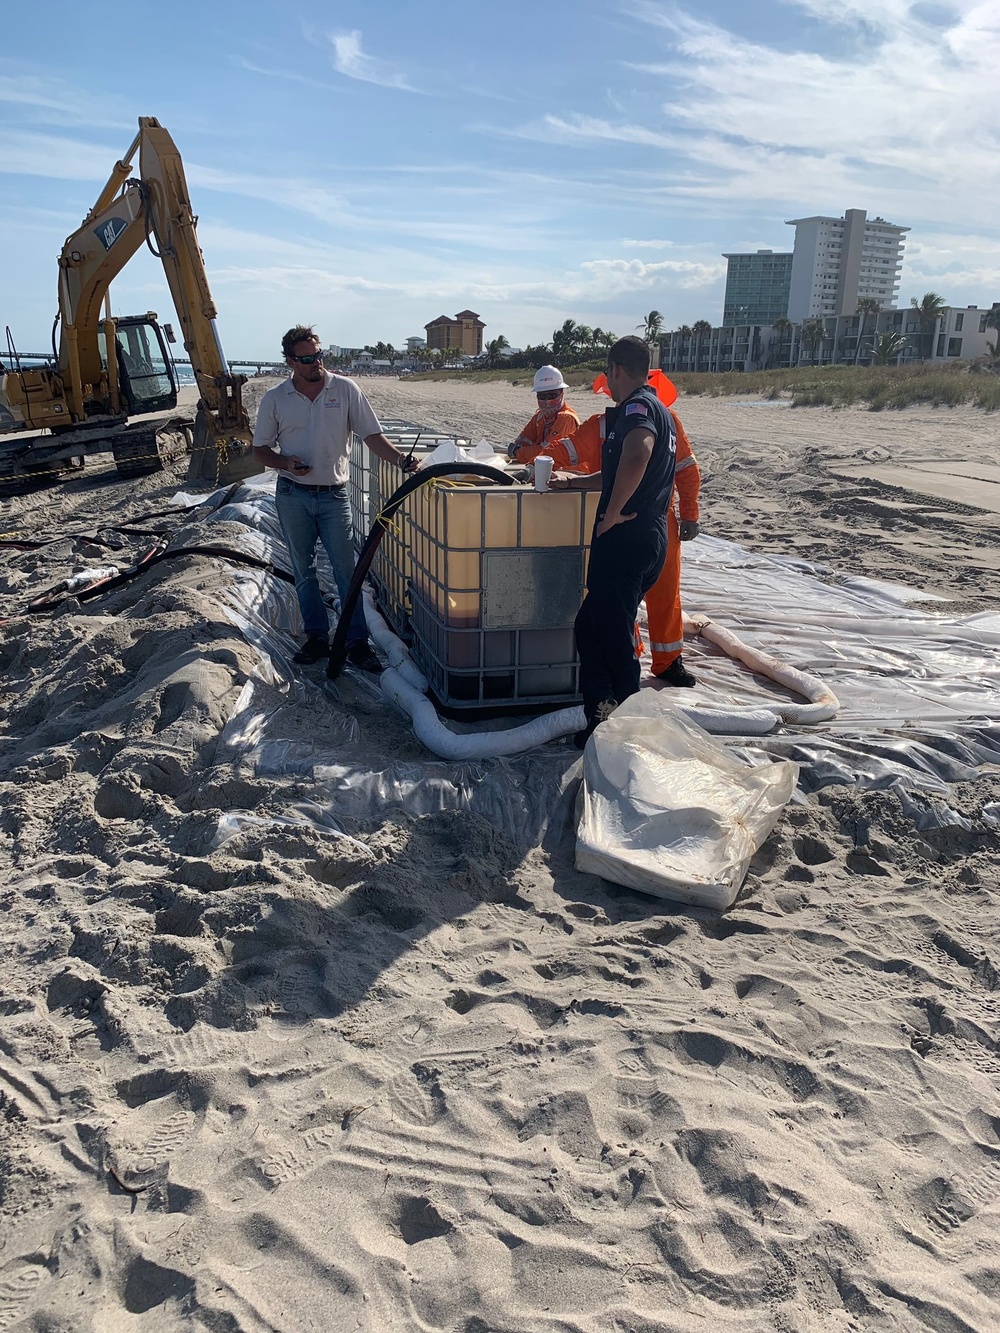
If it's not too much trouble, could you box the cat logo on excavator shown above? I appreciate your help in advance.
[95,216,129,251]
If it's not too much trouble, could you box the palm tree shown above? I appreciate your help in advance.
[801,318,826,365]
[636,310,664,343]
[983,306,1000,357]
[767,317,793,369]
[551,319,579,361]
[871,331,907,365]
[691,319,712,369]
[854,298,881,365]
[910,292,947,361]
[485,335,510,368]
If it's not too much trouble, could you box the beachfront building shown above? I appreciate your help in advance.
[879,304,999,362]
[722,250,793,325]
[786,209,908,322]
[660,324,797,374]
[424,310,485,356]
[796,303,1000,366]
[659,303,999,373]
[405,336,426,352]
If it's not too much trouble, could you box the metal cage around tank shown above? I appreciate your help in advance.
[348,429,599,715]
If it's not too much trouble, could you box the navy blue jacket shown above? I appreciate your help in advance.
[598,385,676,523]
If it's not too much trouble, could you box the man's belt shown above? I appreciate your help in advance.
[284,479,346,492]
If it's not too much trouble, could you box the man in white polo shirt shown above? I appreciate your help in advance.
[253,325,416,667]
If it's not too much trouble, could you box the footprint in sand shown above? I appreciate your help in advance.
[0,1266,43,1332]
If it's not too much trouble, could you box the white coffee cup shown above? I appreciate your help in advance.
[533,455,554,492]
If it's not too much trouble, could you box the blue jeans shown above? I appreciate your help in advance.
[275,475,367,645]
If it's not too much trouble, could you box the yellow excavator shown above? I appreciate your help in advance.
[0,116,259,486]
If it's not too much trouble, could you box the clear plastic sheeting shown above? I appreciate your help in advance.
[308,752,581,844]
[678,537,1000,732]
[169,479,1000,848]
[211,810,373,861]
[576,692,798,910]
[216,678,360,774]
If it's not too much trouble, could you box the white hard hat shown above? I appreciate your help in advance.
[532,365,568,394]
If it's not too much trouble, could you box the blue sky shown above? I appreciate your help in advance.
[2,0,998,358]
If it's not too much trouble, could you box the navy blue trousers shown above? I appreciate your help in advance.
[575,518,666,722]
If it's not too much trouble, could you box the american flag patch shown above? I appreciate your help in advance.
[625,402,649,416]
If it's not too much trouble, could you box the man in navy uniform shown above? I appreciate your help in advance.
[570,335,676,747]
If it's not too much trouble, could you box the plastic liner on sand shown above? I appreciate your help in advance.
[185,476,1000,850]
[576,691,798,910]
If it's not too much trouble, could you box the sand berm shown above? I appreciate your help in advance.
[0,377,997,1331]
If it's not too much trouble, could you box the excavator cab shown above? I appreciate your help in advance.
[112,315,178,415]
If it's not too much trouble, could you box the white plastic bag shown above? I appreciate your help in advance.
[417,439,510,472]
[575,692,798,910]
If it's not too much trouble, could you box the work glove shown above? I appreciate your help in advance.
[679,520,700,541]
[507,441,525,462]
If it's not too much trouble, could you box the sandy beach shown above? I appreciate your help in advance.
[1,377,998,1332]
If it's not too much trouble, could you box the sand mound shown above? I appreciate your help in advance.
[0,383,998,1330]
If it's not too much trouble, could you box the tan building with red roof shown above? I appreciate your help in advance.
[424,310,485,356]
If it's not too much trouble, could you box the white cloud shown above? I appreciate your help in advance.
[629,1,999,222]
[328,30,416,91]
[581,257,725,292]
[230,56,344,92]
[0,130,120,180]
[902,231,1000,295]
[510,114,679,151]
[0,73,132,130]
[496,3,1000,233]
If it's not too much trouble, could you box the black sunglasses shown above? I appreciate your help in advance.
[536,389,562,400]
[289,352,323,365]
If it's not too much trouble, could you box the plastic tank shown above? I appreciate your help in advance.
[349,432,600,713]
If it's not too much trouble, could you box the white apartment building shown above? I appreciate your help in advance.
[786,209,908,322]
[658,303,999,373]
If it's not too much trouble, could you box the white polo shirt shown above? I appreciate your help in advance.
[253,371,382,487]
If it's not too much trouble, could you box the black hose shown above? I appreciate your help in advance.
[24,541,294,613]
[327,461,514,681]
[2,483,241,551]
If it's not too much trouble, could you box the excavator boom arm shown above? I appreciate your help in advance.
[56,117,248,440]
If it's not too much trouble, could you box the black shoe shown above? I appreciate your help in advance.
[574,699,617,749]
[346,640,383,675]
[293,635,330,665]
[655,655,696,687]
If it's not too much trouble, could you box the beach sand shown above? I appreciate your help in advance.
[0,378,998,1331]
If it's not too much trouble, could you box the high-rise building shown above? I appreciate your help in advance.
[786,209,907,322]
[722,249,793,325]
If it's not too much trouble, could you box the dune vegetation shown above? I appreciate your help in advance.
[411,360,1000,410]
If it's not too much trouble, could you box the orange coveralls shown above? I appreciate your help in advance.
[510,404,581,462]
[542,410,701,674]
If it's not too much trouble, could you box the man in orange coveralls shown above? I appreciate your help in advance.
[528,370,702,687]
[507,365,580,463]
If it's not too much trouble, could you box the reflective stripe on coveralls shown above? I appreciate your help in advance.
[648,424,700,672]
[511,405,580,463]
